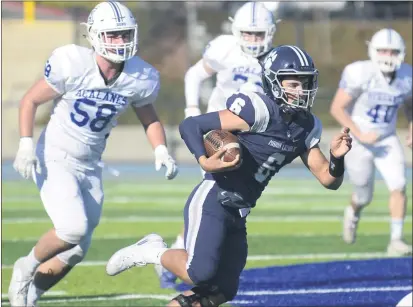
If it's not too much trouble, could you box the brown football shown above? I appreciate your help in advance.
[204,130,242,162]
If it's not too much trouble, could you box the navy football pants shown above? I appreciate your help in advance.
[183,180,248,300]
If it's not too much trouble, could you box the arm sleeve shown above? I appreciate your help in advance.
[226,91,270,133]
[43,48,67,94]
[179,112,222,161]
[305,114,323,149]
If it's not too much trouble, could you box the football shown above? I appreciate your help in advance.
[204,130,242,162]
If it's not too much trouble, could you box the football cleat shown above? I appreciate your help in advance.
[106,233,166,276]
[387,240,413,257]
[8,257,34,307]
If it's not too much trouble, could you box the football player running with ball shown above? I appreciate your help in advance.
[106,45,353,307]
[9,2,177,306]
[330,28,412,256]
[158,1,277,289]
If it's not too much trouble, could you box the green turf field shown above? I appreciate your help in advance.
[2,178,412,306]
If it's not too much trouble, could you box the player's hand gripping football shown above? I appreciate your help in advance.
[330,127,353,159]
[13,137,40,180]
[198,148,241,173]
[154,145,178,180]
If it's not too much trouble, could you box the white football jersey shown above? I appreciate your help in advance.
[339,60,412,138]
[203,35,263,112]
[41,44,159,161]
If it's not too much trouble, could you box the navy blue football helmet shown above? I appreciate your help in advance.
[259,45,319,109]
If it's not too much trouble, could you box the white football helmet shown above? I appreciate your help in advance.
[231,2,276,58]
[368,28,405,73]
[82,1,138,63]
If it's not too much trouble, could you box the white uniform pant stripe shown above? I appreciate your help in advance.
[185,180,215,269]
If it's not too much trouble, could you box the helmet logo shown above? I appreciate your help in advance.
[88,7,97,25]
[264,50,277,70]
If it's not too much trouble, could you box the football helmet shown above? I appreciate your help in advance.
[260,45,318,109]
[231,2,276,58]
[368,28,405,73]
[82,1,138,63]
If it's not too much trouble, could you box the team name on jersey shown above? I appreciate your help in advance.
[368,92,404,104]
[75,89,128,105]
[232,66,261,76]
[268,139,298,152]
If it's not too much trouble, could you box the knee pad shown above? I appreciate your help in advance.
[55,219,89,245]
[352,184,374,207]
[57,233,92,266]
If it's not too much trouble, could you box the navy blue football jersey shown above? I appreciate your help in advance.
[205,90,322,206]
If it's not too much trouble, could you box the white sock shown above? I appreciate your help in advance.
[26,281,45,306]
[25,248,41,274]
[144,247,168,265]
[171,235,185,250]
[391,218,404,241]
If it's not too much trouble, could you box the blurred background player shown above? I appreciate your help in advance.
[9,2,178,306]
[330,28,412,256]
[156,1,277,288]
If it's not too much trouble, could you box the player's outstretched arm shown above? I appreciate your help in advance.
[184,59,215,118]
[133,104,178,180]
[300,128,352,190]
[13,78,60,179]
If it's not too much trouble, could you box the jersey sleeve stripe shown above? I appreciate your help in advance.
[44,75,64,95]
[250,93,270,133]
[305,114,322,149]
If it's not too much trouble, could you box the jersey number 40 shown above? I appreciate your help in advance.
[70,98,117,132]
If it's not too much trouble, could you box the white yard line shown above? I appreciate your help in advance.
[1,232,393,243]
[1,252,391,269]
[0,293,176,305]
[1,291,66,299]
[237,285,413,296]
[3,215,411,224]
[1,204,393,213]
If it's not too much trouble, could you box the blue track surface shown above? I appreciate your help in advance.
[177,258,412,307]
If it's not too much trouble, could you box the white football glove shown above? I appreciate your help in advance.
[184,106,201,118]
[154,145,178,180]
[13,137,40,180]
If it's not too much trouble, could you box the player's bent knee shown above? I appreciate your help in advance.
[55,219,89,245]
[187,265,217,285]
[57,234,92,266]
[352,189,373,207]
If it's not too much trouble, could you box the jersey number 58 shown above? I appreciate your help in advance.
[70,98,117,132]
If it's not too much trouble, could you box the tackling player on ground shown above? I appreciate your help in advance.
[330,28,412,256]
[9,2,178,306]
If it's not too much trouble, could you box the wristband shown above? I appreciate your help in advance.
[329,151,344,178]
